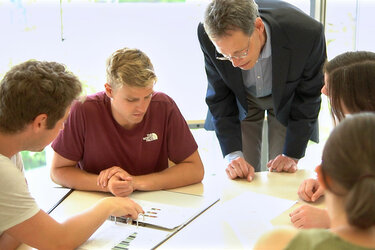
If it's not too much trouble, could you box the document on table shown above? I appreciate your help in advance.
[125,199,198,230]
[78,190,219,249]
[77,220,170,250]
[219,191,296,249]
[128,190,220,230]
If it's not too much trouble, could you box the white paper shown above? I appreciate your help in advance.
[221,191,296,221]
[77,220,170,250]
[219,191,296,248]
[122,199,197,230]
[77,190,220,249]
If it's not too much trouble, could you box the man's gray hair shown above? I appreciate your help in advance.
[204,0,259,39]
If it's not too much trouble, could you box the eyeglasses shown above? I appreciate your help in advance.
[215,36,251,61]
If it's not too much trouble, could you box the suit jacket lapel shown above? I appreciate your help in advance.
[267,19,291,113]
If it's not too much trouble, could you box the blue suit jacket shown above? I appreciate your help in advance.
[198,0,326,159]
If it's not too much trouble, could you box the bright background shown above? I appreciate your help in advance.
[0,0,374,183]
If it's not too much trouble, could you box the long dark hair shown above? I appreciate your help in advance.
[323,51,375,124]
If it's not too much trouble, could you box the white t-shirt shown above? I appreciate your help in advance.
[0,153,40,234]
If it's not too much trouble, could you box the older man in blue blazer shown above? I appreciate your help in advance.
[198,0,326,180]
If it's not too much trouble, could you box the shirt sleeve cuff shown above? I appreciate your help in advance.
[282,154,300,162]
[224,151,244,164]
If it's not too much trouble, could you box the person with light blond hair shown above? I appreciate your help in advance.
[50,47,204,197]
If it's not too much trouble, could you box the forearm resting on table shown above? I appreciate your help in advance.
[133,152,204,191]
[51,166,107,192]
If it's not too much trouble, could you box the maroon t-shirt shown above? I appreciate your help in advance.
[52,91,197,175]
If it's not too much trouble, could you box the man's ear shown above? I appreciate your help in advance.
[31,114,48,132]
[254,17,264,33]
[104,83,113,98]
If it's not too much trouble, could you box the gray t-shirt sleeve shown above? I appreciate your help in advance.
[0,154,40,234]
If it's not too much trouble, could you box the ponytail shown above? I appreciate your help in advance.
[322,113,375,229]
[345,175,375,229]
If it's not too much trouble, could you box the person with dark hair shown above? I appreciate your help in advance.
[0,60,143,249]
[50,47,204,197]
[198,0,326,180]
[255,113,375,249]
[291,51,375,229]
[322,51,375,123]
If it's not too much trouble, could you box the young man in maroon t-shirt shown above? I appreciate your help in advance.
[51,48,204,197]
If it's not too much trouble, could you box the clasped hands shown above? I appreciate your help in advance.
[226,154,298,181]
[97,166,134,197]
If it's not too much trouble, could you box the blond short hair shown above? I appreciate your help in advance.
[106,48,157,89]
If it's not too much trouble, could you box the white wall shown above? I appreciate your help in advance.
[62,2,211,121]
[0,2,210,121]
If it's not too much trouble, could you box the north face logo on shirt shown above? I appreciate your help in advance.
[143,133,158,142]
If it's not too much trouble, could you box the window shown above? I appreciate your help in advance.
[1,0,209,172]
[326,0,374,59]
[1,0,373,173]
